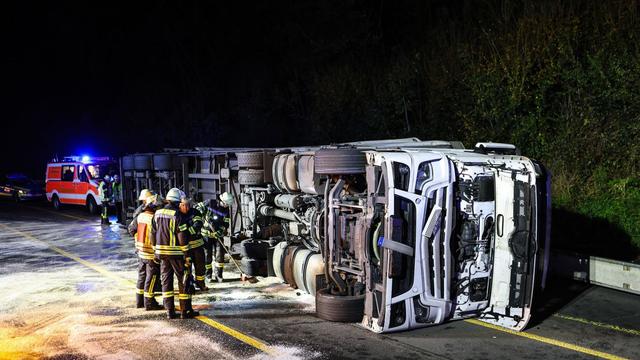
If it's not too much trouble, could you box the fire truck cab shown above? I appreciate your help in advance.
[45,156,117,214]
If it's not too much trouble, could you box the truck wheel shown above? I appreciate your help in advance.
[314,148,366,175]
[240,257,268,277]
[52,195,62,210]
[238,169,264,185]
[239,239,269,260]
[315,288,365,322]
[86,196,98,215]
[236,152,264,169]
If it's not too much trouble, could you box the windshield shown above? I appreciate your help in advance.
[86,164,117,179]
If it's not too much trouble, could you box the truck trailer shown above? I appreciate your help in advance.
[121,138,551,333]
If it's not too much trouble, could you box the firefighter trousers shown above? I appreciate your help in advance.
[136,258,161,307]
[100,205,109,224]
[160,256,193,313]
[189,246,207,288]
[204,237,213,276]
[212,236,226,280]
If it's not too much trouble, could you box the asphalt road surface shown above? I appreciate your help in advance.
[0,201,638,360]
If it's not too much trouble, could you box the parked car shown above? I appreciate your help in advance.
[0,174,45,202]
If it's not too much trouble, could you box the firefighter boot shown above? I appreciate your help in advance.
[196,280,208,292]
[136,294,144,309]
[180,299,200,319]
[144,297,164,311]
[205,268,213,281]
[164,298,180,319]
[214,266,224,283]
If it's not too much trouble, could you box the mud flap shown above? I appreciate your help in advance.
[480,170,536,331]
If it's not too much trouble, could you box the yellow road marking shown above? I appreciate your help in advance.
[0,223,278,357]
[196,316,279,356]
[465,319,629,360]
[553,313,640,337]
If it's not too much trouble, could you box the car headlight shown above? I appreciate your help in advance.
[18,190,25,195]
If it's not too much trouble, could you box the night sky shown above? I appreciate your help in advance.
[3,1,461,178]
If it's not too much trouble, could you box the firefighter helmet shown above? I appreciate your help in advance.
[166,188,182,202]
[145,194,159,207]
[219,192,234,206]
[138,189,153,201]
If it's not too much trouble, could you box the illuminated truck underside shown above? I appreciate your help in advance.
[121,139,550,333]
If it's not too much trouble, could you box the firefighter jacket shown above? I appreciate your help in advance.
[183,208,205,250]
[112,182,123,202]
[133,209,156,260]
[128,204,150,236]
[150,203,189,257]
[98,181,112,202]
[194,202,230,239]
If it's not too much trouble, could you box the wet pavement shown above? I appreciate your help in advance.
[0,200,639,360]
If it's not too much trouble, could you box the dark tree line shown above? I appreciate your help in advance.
[5,1,639,254]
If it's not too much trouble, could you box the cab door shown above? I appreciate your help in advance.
[74,165,90,204]
[58,164,76,204]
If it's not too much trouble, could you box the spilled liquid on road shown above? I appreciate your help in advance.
[0,208,319,359]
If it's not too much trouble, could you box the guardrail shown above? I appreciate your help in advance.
[551,251,640,295]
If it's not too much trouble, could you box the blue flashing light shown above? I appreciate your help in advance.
[81,155,91,163]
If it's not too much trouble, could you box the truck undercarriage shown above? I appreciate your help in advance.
[121,138,551,333]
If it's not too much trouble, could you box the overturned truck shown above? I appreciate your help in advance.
[121,138,551,333]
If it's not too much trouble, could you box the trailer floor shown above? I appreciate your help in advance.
[0,201,638,360]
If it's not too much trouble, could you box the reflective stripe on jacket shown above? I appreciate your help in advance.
[151,206,189,256]
[135,212,155,260]
[194,202,229,239]
[98,181,111,202]
[183,208,204,249]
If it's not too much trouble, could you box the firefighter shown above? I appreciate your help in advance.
[193,199,215,280]
[128,194,163,310]
[112,174,124,225]
[131,189,154,222]
[179,196,208,291]
[128,190,158,241]
[150,188,200,319]
[211,192,233,283]
[98,175,113,225]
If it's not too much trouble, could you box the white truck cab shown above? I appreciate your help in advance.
[359,148,548,332]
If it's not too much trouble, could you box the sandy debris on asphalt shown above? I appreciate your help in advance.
[0,218,324,359]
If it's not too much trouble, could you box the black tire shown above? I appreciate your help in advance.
[86,196,98,215]
[52,194,61,210]
[239,239,269,260]
[315,288,365,322]
[314,148,366,175]
[240,257,268,277]
[238,169,264,185]
[236,152,264,169]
